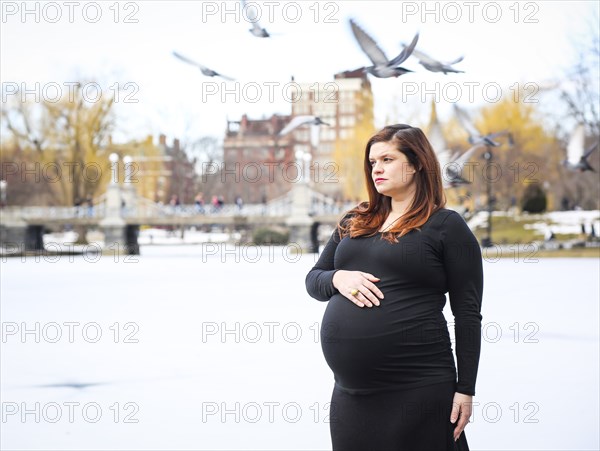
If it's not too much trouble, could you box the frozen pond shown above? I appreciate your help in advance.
[1,245,598,450]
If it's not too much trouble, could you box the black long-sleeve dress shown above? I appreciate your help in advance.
[305,208,483,451]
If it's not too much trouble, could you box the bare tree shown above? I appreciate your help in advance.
[1,81,116,206]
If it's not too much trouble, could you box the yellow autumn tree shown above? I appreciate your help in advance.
[333,115,375,203]
[1,80,116,206]
[475,96,557,210]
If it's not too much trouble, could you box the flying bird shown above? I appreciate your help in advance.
[402,45,464,74]
[437,145,484,189]
[563,124,597,172]
[427,103,481,188]
[279,116,329,147]
[453,104,510,147]
[349,19,419,78]
[241,0,270,37]
[172,51,235,81]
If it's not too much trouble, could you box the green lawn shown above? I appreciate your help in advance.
[472,215,592,245]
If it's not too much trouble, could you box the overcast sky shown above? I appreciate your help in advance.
[1,1,598,145]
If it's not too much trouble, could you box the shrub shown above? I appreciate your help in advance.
[521,183,547,213]
[253,227,289,245]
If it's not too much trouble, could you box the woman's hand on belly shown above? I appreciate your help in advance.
[332,270,385,308]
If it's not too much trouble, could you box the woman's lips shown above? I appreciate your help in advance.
[375,178,387,184]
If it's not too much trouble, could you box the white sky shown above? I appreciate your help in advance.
[1,0,598,145]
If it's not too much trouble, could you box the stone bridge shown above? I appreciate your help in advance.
[0,181,353,255]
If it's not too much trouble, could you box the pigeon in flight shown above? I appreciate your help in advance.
[279,116,329,136]
[402,45,464,74]
[427,104,481,188]
[563,124,597,172]
[279,116,330,147]
[453,104,509,147]
[241,0,270,37]
[438,144,484,189]
[349,19,419,78]
[172,51,235,81]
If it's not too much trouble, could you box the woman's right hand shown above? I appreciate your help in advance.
[332,270,384,308]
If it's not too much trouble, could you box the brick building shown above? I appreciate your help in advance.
[222,114,294,203]
[289,69,374,198]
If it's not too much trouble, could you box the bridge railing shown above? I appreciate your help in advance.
[0,192,357,221]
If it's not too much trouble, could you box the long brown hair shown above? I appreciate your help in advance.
[338,124,447,243]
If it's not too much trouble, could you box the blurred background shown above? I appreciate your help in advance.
[1,1,599,450]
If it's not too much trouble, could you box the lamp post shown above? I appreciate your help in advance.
[481,145,494,248]
[0,179,6,207]
[123,155,133,184]
[109,153,119,185]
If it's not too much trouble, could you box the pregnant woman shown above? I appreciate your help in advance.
[305,124,484,450]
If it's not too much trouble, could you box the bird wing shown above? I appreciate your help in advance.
[404,46,437,65]
[583,141,599,159]
[390,32,419,66]
[454,144,483,167]
[216,72,236,82]
[349,19,390,66]
[487,130,510,139]
[453,105,480,137]
[567,124,585,163]
[436,148,451,170]
[279,116,315,136]
[240,0,258,21]
[444,55,464,65]
[310,124,321,147]
[172,51,206,70]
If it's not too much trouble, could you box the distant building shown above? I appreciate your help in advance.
[109,134,196,204]
[221,71,373,203]
[157,134,196,204]
[290,69,374,198]
[223,114,294,203]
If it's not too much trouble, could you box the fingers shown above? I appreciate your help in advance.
[356,273,384,306]
[360,272,380,283]
[344,272,384,308]
[350,285,383,308]
[350,291,367,308]
[451,402,472,442]
[450,401,460,424]
[362,280,385,303]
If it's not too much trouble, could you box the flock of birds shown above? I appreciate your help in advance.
[171,4,598,186]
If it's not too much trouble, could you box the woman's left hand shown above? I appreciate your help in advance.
[450,392,473,441]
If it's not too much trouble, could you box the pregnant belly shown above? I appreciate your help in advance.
[320,293,454,390]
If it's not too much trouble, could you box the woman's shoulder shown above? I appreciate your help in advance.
[427,207,464,229]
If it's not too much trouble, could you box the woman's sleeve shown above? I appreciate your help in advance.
[440,211,484,396]
[304,216,349,302]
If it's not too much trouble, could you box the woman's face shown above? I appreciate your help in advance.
[368,141,417,198]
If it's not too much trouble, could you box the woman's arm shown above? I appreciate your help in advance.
[305,214,351,302]
[440,211,484,396]
[305,229,342,302]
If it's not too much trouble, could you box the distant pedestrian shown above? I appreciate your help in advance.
[261,194,267,215]
[195,192,205,214]
[86,195,94,217]
[235,195,243,211]
[74,197,82,217]
[169,194,180,215]
[211,195,220,213]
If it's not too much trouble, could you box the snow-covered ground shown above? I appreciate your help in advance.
[466,209,600,237]
[1,246,598,450]
[21,210,598,253]
[39,228,238,251]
